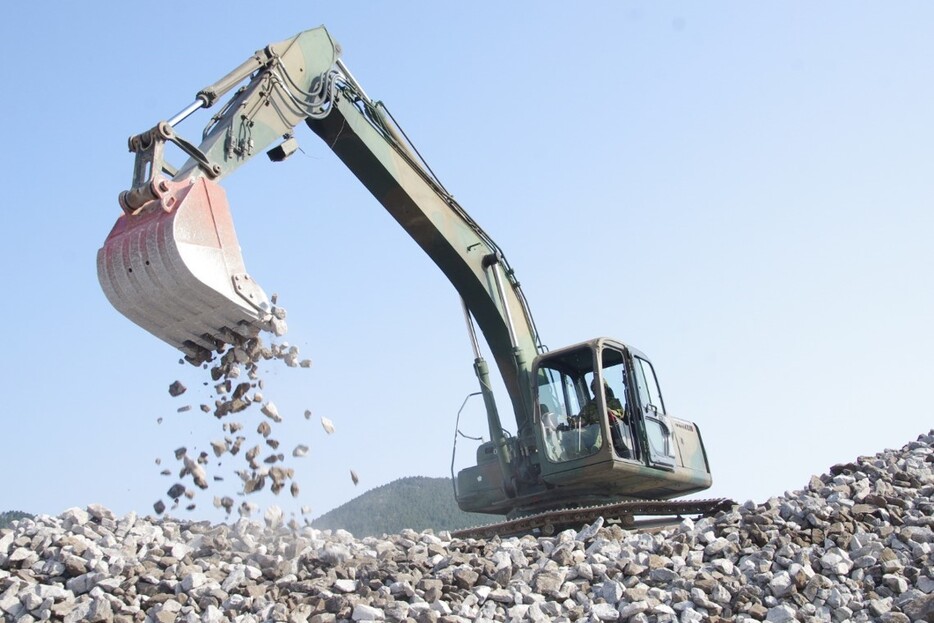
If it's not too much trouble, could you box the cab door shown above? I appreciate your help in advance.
[632,356,677,469]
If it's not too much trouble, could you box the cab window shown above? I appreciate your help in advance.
[536,351,603,462]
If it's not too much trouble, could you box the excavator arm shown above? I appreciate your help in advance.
[98,25,543,492]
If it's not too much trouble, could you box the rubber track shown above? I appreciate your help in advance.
[451,498,735,540]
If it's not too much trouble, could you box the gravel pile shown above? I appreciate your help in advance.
[1,432,932,623]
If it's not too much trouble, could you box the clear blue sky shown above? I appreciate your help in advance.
[1,3,931,525]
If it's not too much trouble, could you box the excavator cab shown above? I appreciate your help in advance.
[537,340,676,460]
[532,339,710,496]
[535,342,639,464]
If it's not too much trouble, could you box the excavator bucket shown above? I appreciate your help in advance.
[97,177,271,364]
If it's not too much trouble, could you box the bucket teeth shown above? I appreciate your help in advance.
[98,177,271,362]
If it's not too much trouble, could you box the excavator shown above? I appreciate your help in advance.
[97,26,729,536]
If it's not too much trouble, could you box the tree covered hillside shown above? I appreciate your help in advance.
[312,477,498,537]
[0,511,31,530]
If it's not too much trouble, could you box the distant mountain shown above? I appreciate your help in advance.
[0,511,32,530]
[311,477,499,537]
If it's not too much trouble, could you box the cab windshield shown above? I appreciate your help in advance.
[535,345,633,462]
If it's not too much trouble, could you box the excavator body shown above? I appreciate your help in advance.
[455,338,712,518]
[98,25,724,529]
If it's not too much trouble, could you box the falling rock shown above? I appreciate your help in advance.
[210,440,227,457]
[231,382,251,401]
[168,380,186,397]
[245,445,260,465]
[351,470,359,485]
[261,402,282,422]
[264,505,283,529]
[183,456,209,489]
[270,316,287,336]
[243,475,265,494]
[321,416,335,434]
[293,444,309,457]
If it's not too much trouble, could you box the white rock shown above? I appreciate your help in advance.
[261,402,282,423]
[34,584,72,601]
[202,604,226,623]
[181,572,205,591]
[334,579,358,593]
[0,531,13,555]
[62,600,91,623]
[619,601,649,618]
[680,607,705,623]
[243,565,263,581]
[61,507,90,529]
[820,549,854,575]
[0,588,24,617]
[575,517,604,541]
[264,505,283,529]
[352,603,385,621]
[769,571,795,597]
[766,604,797,622]
[591,603,620,621]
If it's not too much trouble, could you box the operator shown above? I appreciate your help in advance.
[577,378,632,458]
[578,378,625,425]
